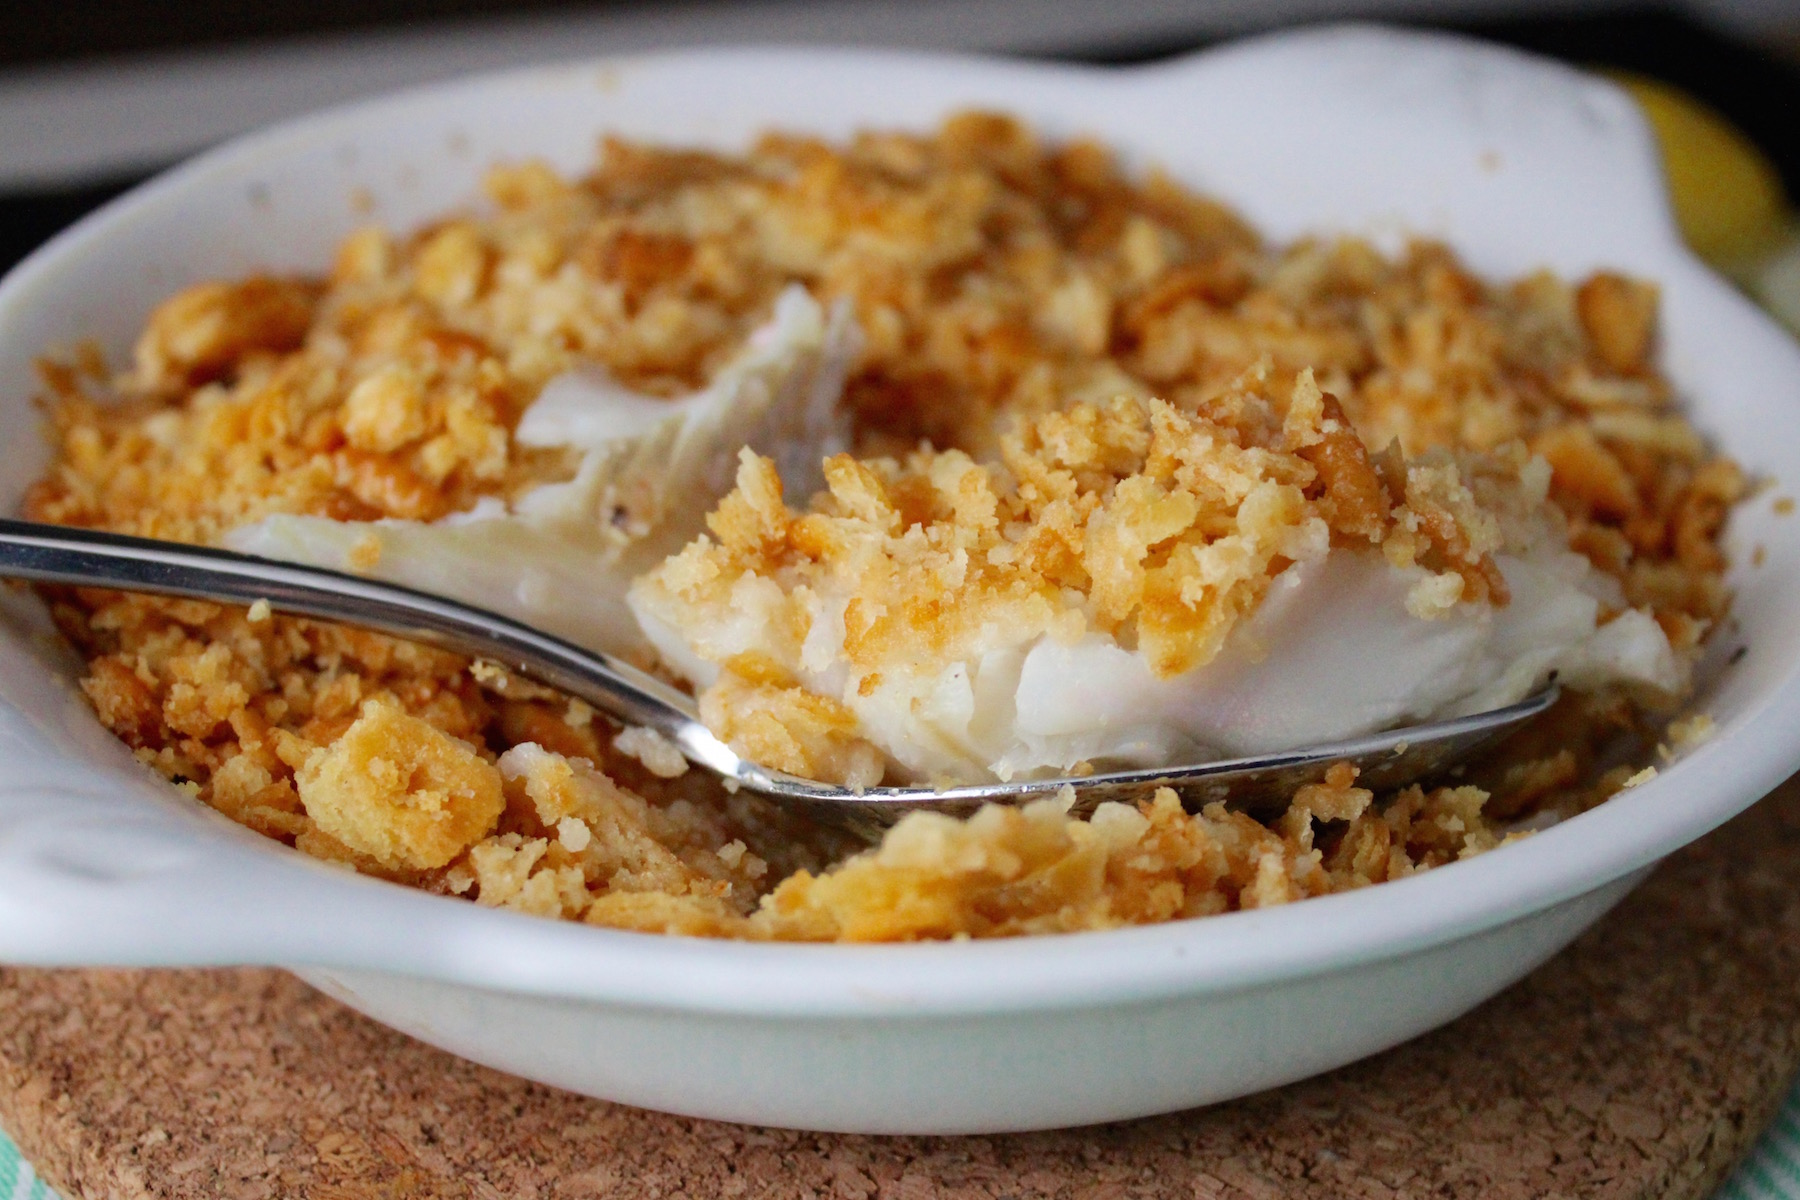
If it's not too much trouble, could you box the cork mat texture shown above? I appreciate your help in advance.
[3,777,1800,1200]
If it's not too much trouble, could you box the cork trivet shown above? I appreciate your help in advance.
[4,778,1800,1200]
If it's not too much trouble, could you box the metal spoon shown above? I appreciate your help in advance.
[0,518,1556,839]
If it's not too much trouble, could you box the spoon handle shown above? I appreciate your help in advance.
[0,518,712,754]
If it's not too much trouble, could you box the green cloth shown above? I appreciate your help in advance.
[0,1131,54,1200]
[1722,1095,1800,1200]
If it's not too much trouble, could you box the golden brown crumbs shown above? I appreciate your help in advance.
[1658,712,1718,765]
[20,111,1740,941]
[295,698,503,871]
[1666,712,1716,750]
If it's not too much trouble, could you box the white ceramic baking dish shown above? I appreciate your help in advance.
[2,24,1798,1135]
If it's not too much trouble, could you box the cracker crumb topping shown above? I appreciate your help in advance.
[23,111,1740,941]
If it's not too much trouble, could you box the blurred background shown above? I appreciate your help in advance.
[3,0,1799,316]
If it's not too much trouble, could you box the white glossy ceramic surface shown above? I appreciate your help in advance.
[2,26,1799,1135]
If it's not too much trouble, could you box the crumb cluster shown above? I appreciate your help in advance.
[23,113,1739,940]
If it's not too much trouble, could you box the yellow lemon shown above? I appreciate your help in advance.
[1613,72,1789,269]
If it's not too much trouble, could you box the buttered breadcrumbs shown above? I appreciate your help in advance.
[23,113,1738,941]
